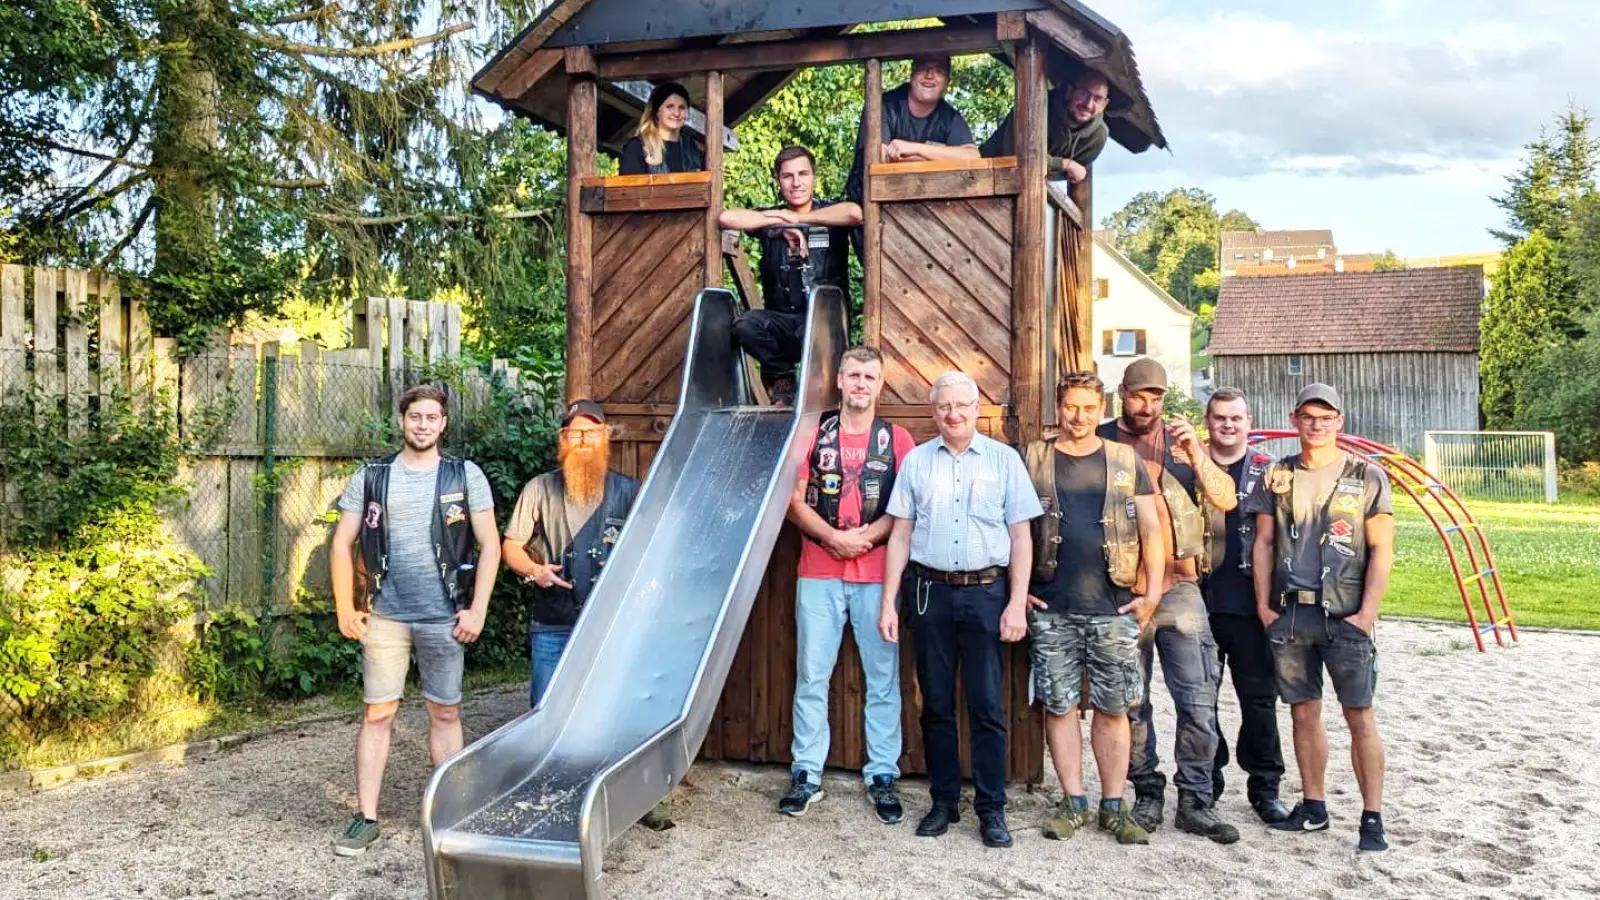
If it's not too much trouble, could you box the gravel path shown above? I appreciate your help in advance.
[5,620,1598,900]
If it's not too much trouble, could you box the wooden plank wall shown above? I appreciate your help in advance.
[1212,351,1480,452]
[0,269,523,614]
[588,211,705,404]
[877,197,1015,407]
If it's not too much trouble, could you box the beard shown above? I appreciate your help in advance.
[1121,410,1161,435]
[404,432,439,453]
[560,439,610,506]
[843,393,873,411]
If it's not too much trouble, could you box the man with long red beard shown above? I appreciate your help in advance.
[502,399,639,708]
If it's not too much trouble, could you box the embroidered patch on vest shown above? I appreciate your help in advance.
[863,480,881,501]
[444,503,466,525]
[1331,493,1361,515]
[866,459,889,473]
[1125,499,1137,520]
[818,448,839,472]
[1113,468,1133,489]
[1269,469,1293,494]
[821,473,842,495]
[439,491,465,503]
[364,501,382,530]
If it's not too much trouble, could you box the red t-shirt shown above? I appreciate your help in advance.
[796,422,917,584]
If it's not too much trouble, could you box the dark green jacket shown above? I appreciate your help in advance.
[980,86,1108,176]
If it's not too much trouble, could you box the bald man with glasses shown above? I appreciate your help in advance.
[981,69,1111,184]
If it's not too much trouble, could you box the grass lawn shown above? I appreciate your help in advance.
[1387,496,1600,631]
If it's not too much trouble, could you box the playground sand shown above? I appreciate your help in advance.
[5,620,1598,900]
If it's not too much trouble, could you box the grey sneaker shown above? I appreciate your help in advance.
[333,815,380,857]
[777,771,824,817]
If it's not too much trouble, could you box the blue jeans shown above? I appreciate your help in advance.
[529,627,573,708]
[791,578,902,782]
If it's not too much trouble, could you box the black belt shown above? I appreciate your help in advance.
[912,563,1004,586]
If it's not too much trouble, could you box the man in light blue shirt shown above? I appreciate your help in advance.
[878,371,1043,849]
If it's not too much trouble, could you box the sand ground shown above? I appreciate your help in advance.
[5,620,1599,900]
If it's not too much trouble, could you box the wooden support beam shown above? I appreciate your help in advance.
[862,58,883,351]
[563,45,596,75]
[496,49,563,101]
[579,181,711,213]
[567,76,598,403]
[704,69,725,288]
[596,25,1000,80]
[1011,34,1048,446]
[1024,9,1109,60]
[1069,172,1095,372]
[870,159,1020,202]
[996,11,1027,42]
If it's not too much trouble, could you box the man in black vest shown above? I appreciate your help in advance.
[721,145,861,405]
[502,399,640,708]
[1200,388,1290,824]
[779,346,915,823]
[1247,383,1394,852]
[330,385,500,857]
[1097,358,1240,843]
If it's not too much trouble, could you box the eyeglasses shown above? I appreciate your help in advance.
[935,399,978,416]
[1295,413,1341,429]
[561,428,606,444]
[1070,87,1110,106]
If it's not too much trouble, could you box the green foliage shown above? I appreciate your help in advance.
[1492,105,1598,245]
[1481,231,1578,428]
[1372,249,1407,271]
[1519,312,1600,463]
[1103,188,1257,309]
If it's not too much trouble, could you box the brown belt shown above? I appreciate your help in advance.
[911,563,1004,586]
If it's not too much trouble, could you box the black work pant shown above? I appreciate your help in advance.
[731,308,803,382]
[906,574,1009,818]
[1210,612,1285,803]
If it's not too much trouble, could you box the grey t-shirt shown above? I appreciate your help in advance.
[1243,453,1393,591]
[339,457,494,623]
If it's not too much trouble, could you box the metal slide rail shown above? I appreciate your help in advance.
[421,287,847,899]
[1250,431,1518,652]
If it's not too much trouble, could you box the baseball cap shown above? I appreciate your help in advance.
[1120,358,1168,394]
[561,398,606,427]
[1293,383,1343,414]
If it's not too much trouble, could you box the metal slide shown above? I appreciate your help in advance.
[421,287,847,899]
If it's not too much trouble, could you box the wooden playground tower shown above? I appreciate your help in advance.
[474,0,1167,783]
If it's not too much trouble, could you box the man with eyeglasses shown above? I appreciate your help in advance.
[877,371,1043,849]
[1244,383,1394,852]
[501,400,640,709]
[845,54,979,203]
[981,69,1111,184]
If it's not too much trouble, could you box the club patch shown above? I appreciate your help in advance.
[821,474,842,496]
[876,429,891,454]
[601,517,624,545]
[818,448,839,472]
[1269,469,1293,494]
[1331,493,1361,515]
[1125,499,1138,520]
[364,501,383,530]
[1328,519,1353,538]
[806,484,819,507]
[1336,479,1364,494]
[863,480,881,501]
[1039,494,1054,514]
[439,492,465,503]
[865,460,889,473]
[444,503,466,525]
[1112,468,1133,489]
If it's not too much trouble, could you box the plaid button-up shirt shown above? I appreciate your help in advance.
[885,432,1043,572]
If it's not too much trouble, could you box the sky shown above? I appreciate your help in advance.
[1088,0,1600,257]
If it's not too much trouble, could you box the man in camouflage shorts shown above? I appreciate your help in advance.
[1023,372,1166,844]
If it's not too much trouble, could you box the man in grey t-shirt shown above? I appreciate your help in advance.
[327,385,499,857]
[1244,383,1395,853]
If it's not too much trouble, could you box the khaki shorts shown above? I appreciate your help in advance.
[1028,611,1145,715]
[360,614,464,706]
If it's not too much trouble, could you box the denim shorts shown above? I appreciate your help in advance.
[360,614,465,706]
[1267,605,1377,708]
[1027,611,1145,715]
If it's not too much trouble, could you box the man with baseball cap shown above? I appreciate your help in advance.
[1245,383,1394,852]
[1097,358,1240,843]
[502,399,640,708]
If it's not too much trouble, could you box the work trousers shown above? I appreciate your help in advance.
[731,309,804,382]
[1210,612,1286,804]
[1128,581,1221,801]
[906,574,1009,817]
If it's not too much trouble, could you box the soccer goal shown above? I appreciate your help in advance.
[1422,431,1557,504]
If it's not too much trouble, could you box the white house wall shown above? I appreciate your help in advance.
[1090,241,1195,396]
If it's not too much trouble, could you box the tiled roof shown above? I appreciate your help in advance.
[1210,266,1484,355]
[1220,229,1336,251]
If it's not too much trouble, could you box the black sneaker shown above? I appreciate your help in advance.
[1132,793,1164,833]
[1270,802,1330,833]
[1174,789,1240,844]
[777,771,824,817]
[867,775,903,824]
[1357,813,1388,852]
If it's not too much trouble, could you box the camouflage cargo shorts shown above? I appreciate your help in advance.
[1027,611,1145,716]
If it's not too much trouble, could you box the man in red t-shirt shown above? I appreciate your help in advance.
[778,346,915,824]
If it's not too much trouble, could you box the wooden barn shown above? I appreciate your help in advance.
[1210,266,1485,452]
[473,0,1167,784]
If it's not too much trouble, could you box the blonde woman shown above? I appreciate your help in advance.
[619,82,705,175]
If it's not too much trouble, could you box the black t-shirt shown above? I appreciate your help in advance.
[1033,445,1156,616]
[845,84,976,201]
[618,136,705,175]
[757,199,852,315]
[1205,455,1256,615]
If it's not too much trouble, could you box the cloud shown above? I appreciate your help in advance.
[1098,1,1600,179]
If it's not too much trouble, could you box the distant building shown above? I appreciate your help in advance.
[1407,251,1503,279]
[1091,231,1195,395]
[1210,267,1484,451]
[1220,229,1337,276]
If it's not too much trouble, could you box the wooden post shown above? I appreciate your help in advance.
[862,58,883,349]
[566,76,598,403]
[128,295,152,411]
[1070,172,1094,371]
[98,274,124,403]
[703,70,725,288]
[32,268,60,413]
[386,296,406,412]
[1011,33,1048,444]
[63,269,89,433]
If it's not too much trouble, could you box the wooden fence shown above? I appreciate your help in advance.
[0,265,536,614]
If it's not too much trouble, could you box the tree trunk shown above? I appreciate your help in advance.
[150,0,221,302]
